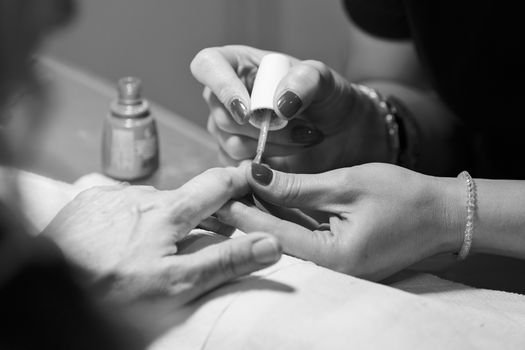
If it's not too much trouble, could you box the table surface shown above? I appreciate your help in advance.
[30,57,220,189]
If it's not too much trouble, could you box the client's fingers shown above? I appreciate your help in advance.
[198,216,236,237]
[172,233,281,302]
[216,200,330,262]
[165,165,251,233]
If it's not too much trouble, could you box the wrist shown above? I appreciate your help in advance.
[350,84,420,168]
[427,175,465,255]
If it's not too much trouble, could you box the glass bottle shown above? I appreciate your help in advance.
[102,77,159,180]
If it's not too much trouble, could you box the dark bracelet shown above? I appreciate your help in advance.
[385,96,420,170]
[351,84,419,169]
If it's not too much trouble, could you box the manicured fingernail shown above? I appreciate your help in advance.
[230,99,249,124]
[277,91,302,119]
[252,238,281,264]
[290,125,324,146]
[251,163,273,186]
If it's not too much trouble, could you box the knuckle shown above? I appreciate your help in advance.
[190,47,218,74]
[277,175,302,204]
[207,116,217,135]
[202,87,212,101]
[170,195,199,223]
[303,60,334,88]
[214,208,231,224]
[217,244,240,278]
[213,109,238,133]
[292,63,320,86]
[215,200,240,225]
[205,167,235,190]
[223,136,251,160]
[202,166,222,177]
[216,86,236,107]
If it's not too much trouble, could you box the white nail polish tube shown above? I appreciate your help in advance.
[249,53,291,130]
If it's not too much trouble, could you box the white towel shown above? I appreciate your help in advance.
[16,171,525,349]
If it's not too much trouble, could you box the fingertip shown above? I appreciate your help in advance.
[250,234,282,265]
[190,47,252,123]
[275,90,303,120]
[249,162,273,186]
[250,162,274,187]
[273,61,331,120]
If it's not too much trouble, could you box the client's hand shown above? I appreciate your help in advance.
[190,45,389,173]
[216,163,461,281]
[43,165,281,303]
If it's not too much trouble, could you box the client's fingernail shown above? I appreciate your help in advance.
[290,125,324,146]
[230,99,249,124]
[277,91,302,119]
[251,163,273,186]
[252,238,281,264]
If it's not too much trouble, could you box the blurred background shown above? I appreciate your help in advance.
[45,0,350,128]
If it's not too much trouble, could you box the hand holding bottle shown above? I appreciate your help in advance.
[191,45,390,173]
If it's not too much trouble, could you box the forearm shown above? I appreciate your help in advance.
[438,177,525,259]
[363,80,468,176]
[344,23,468,175]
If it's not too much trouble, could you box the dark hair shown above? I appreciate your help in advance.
[1,0,75,166]
[0,0,75,103]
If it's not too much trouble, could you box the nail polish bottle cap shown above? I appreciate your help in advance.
[111,76,150,118]
[249,53,290,130]
[118,76,142,105]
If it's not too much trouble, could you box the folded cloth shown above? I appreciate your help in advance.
[16,171,119,232]
[16,170,525,349]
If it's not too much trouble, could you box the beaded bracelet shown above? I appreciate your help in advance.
[457,171,477,260]
[351,84,401,164]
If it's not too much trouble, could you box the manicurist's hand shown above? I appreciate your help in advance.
[42,164,281,303]
[216,163,462,281]
[190,45,390,173]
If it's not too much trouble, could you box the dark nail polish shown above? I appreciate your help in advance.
[290,125,324,146]
[251,163,273,186]
[277,91,302,119]
[230,99,249,124]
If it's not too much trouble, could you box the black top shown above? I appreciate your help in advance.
[344,0,525,178]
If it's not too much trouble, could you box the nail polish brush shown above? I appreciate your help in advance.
[249,53,291,164]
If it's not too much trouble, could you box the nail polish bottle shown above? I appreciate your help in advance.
[102,77,159,180]
[249,53,291,131]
